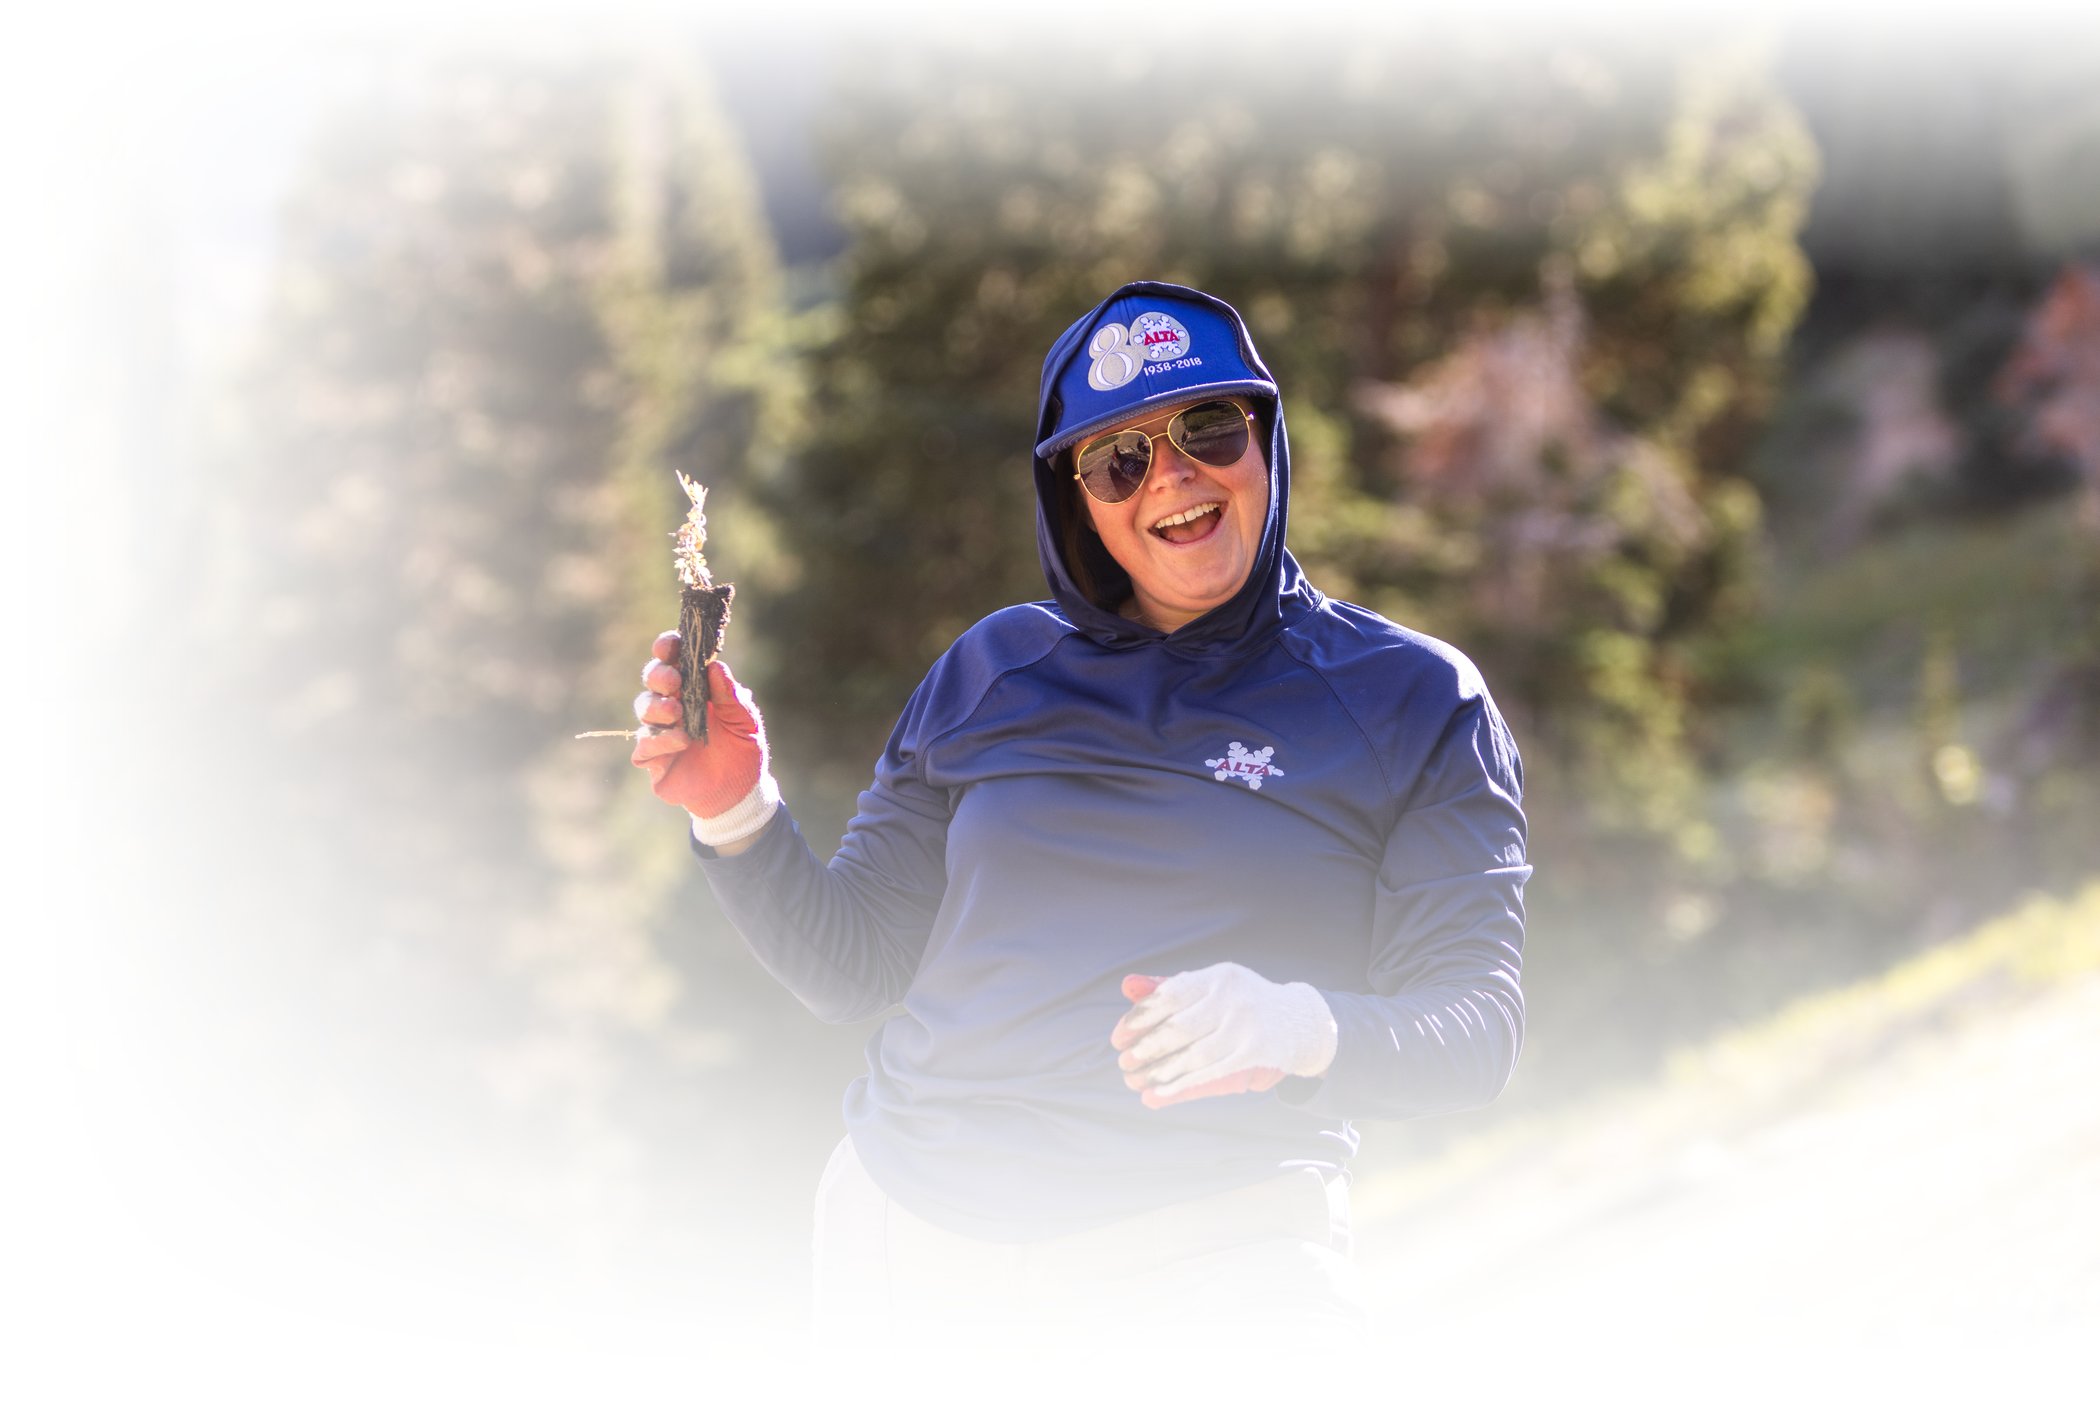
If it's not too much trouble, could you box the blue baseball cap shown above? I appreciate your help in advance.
[1034,284,1276,460]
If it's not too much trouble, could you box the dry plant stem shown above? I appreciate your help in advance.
[678,582,734,741]
[670,470,735,743]
[574,471,734,744]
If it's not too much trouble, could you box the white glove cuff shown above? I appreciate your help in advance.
[1279,981,1340,1079]
[690,772,781,849]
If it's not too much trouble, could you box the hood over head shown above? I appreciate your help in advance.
[1032,280,1311,654]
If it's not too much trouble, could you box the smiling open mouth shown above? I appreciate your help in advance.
[1150,502,1221,544]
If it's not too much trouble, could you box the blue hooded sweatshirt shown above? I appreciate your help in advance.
[696,282,1530,1242]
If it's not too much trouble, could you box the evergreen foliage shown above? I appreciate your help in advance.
[194,50,788,1068]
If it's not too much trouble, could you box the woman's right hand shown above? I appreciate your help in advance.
[631,630,780,850]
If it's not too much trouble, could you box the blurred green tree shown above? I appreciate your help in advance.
[184,50,793,1154]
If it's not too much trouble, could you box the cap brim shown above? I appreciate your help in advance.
[1035,379,1276,460]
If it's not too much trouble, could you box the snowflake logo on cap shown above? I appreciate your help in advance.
[1086,311,1192,391]
[1130,311,1190,363]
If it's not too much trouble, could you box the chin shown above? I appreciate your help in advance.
[1172,568,1248,606]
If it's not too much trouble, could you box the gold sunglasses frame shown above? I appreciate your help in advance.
[1068,400,1257,505]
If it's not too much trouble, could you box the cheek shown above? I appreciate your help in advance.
[1080,498,1147,576]
[1084,493,1137,546]
[1237,472,1270,538]
[1079,492,1108,536]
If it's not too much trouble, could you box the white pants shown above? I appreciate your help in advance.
[810,1136,1368,1351]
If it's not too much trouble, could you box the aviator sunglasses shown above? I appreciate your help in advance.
[1069,399,1255,505]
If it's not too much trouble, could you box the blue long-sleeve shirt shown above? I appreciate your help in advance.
[693,282,1529,1241]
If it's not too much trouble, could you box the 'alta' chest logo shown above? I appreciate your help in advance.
[1206,741,1284,791]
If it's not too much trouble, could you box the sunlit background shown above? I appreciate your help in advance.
[16,1,2098,1391]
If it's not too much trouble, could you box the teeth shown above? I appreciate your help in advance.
[1153,502,1220,531]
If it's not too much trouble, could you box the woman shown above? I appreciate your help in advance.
[631,282,1530,1348]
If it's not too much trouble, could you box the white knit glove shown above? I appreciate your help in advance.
[1111,961,1338,1101]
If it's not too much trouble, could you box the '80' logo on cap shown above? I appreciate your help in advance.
[1086,311,1191,391]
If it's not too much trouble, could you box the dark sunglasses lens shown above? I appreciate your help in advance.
[1075,433,1151,503]
[1169,401,1251,466]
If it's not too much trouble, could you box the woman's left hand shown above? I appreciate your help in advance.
[1111,964,1338,1109]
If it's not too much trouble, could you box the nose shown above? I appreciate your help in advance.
[1148,439,1200,489]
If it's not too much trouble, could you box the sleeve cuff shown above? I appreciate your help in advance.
[690,773,781,848]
